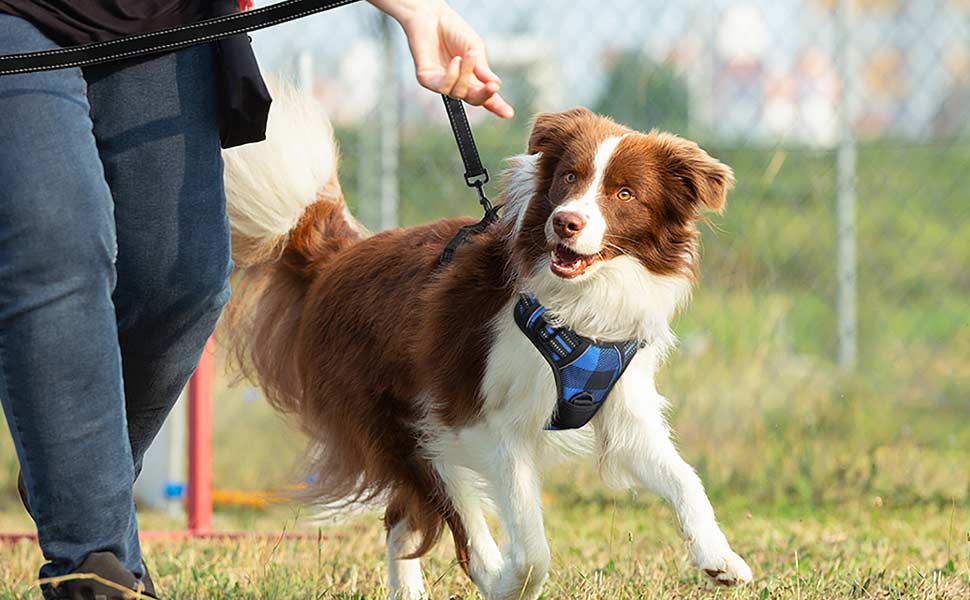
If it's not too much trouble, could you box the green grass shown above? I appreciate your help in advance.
[1,341,967,597]
[1,473,968,599]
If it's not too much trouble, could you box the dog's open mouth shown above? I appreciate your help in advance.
[550,244,599,278]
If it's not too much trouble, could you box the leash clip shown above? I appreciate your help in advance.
[470,179,493,214]
[437,94,501,269]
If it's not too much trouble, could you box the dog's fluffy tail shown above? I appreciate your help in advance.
[221,81,365,414]
[223,81,366,268]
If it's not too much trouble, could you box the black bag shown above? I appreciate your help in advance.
[211,0,273,149]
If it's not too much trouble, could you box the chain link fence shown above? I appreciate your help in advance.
[217,0,970,503]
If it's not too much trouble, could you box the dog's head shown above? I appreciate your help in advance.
[508,108,733,283]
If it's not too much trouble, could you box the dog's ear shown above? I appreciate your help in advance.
[527,107,595,155]
[658,133,734,213]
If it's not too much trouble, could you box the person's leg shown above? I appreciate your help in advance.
[84,43,232,475]
[0,14,142,579]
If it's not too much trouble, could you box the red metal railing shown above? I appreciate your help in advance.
[0,339,318,544]
[187,341,214,533]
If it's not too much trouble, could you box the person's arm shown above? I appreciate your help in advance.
[368,0,514,119]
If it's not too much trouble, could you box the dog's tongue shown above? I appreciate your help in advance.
[551,245,595,278]
[554,245,583,267]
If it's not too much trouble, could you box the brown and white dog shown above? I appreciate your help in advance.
[222,86,752,599]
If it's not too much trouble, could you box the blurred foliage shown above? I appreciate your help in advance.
[593,50,690,135]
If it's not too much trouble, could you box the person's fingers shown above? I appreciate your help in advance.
[483,92,515,119]
[448,52,478,99]
[442,55,463,93]
[420,55,461,94]
[462,80,499,106]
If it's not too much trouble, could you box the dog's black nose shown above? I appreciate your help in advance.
[553,211,586,239]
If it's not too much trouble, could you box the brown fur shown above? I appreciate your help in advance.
[225,191,515,559]
[598,133,734,280]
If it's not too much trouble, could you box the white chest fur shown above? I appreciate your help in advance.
[480,299,560,434]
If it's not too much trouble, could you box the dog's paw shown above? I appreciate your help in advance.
[468,547,504,597]
[388,587,427,600]
[489,555,549,600]
[693,546,753,586]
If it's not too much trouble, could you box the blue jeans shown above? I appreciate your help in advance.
[0,15,231,580]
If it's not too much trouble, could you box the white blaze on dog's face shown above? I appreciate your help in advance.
[542,135,623,276]
[511,108,734,282]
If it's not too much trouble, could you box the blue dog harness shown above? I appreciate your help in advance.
[513,293,642,430]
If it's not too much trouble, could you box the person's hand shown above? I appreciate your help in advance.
[368,0,514,119]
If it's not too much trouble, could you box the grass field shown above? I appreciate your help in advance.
[0,129,967,597]
[1,342,967,598]
[1,470,968,599]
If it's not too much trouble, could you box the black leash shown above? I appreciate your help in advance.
[0,0,362,75]
[0,0,497,265]
[437,95,502,268]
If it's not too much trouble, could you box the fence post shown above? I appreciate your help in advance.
[378,13,400,230]
[835,0,858,370]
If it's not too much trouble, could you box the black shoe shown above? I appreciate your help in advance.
[18,471,158,596]
[43,551,158,600]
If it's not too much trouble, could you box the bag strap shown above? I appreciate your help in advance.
[0,0,362,76]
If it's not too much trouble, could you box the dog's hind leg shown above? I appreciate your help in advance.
[385,517,427,600]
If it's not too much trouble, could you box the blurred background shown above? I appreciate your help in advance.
[2,0,968,531]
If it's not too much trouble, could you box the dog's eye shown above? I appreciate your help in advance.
[563,172,576,184]
[617,188,635,202]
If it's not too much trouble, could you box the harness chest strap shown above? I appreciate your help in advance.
[513,293,643,431]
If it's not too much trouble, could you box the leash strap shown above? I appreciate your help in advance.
[0,0,362,76]
[441,95,489,188]
[436,95,500,268]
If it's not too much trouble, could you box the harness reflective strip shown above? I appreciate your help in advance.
[513,293,641,431]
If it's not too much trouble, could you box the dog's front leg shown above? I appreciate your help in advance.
[433,460,504,595]
[595,366,753,586]
[476,434,550,600]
